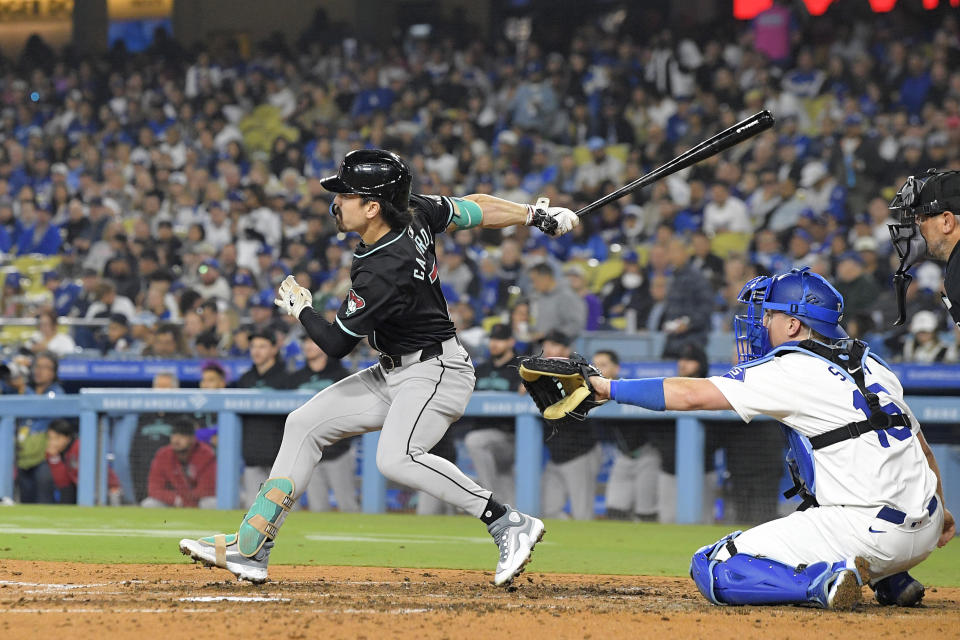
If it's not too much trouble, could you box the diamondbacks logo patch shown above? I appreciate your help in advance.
[345,289,366,316]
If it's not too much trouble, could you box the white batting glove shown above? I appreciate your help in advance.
[525,198,580,236]
[274,275,313,318]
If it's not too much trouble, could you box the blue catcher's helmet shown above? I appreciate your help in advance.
[734,267,847,364]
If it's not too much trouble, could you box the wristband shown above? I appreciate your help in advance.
[524,204,536,226]
[610,377,666,411]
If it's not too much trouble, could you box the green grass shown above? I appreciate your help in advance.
[1,505,957,587]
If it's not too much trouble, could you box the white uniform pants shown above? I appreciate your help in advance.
[718,500,944,582]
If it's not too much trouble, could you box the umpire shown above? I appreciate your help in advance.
[889,170,960,328]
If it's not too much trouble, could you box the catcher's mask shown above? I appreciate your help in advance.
[888,169,960,325]
[733,274,772,364]
[734,267,846,364]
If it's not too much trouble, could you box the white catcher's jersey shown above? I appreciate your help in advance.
[709,349,938,517]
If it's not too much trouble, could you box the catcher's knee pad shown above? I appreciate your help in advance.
[690,530,741,604]
[237,477,295,557]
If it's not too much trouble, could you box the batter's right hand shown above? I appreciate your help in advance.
[525,204,579,236]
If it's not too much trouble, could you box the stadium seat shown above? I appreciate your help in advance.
[591,258,624,292]
[710,232,752,258]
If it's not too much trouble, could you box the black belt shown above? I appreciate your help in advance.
[877,496,938,525]
[378,342,444,372]
[808,414,912,450]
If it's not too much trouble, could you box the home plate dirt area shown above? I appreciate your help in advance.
[1,560,958,639]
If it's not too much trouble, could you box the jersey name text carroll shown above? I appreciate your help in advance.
[335,193,457,355]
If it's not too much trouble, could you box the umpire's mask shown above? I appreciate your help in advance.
[888,169,960,325]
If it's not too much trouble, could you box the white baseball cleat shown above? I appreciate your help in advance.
[487,505,545,587]
[179,534,270,584]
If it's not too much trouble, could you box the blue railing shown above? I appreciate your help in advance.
[2,390,958,523]
[53,356,960,391]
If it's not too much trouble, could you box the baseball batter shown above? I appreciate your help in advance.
[589,268,955,609]
[180,149,580,586]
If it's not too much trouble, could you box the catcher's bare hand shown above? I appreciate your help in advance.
[591,376,612,401]
[939,507,955,548]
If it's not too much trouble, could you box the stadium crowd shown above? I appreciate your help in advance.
[2,6,959,513]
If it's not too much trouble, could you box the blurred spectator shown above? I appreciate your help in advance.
[130,371,182,502]
[194,259,231,302]
[463,323,523,506]
[662,239,713,358]
[43,271,82,317]
[141,416,217,509]
[528,262,586,341]
[45,419,121,505]
[84,279,136,322]
[540,330,601,520]
[143,323,186,357]
[234,329,293,504]
[14,352,65,503]
[97,312,141,356]
[690,230,725,290]
[16,201,61,255]
[574,137,624,195]
[834,251,882,320]
[900,311,957,364]
[564,264,603,331]
[27,308,76,356]
[703,182,750,235]
[601,251,651,329]
[288,335,358,512]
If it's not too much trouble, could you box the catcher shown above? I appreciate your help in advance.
[520,267,954,609]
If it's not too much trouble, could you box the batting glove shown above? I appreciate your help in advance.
[525,204,580,236]
[274,275,313,318]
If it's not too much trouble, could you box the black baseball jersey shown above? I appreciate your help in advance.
[943,240,960,328]
[334,193,457,355]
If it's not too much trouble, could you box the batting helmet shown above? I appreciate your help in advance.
[321,149,412,211]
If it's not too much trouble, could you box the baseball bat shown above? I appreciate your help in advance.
[574,110,775,218]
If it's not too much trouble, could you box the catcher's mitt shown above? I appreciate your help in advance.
[518,353,607,424]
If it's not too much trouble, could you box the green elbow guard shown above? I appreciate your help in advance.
[450,197,483,229]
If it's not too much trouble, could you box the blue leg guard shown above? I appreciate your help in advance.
[691,534,861,607]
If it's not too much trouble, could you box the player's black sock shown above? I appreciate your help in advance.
[479,497,508,525]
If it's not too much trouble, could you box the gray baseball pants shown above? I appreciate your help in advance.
[270,337,492,517]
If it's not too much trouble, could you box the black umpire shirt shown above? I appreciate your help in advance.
[943,240,960,328]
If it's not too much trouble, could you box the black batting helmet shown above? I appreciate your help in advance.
[321,149,412,211]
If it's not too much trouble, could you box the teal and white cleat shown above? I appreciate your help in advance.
[179,534,271,584]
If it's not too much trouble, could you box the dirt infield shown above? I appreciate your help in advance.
[1,560,958,640]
